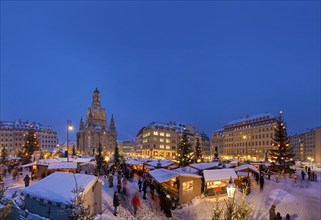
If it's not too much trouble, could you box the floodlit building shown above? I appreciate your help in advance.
[289,127,321,163]
[117,139,135,155]
[135,122,211,160]
[0,120,58,155]
[211,113,277,161]
[77,88,117,155]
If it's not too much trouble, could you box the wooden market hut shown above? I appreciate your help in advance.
[22,172,103,220]
[47,162,77,174]
[148,168,202,204]
[203,168,238,196]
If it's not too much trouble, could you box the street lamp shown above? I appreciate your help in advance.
[66,120,73,162]
[226,176,236,198]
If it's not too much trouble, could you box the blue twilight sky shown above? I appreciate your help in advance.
[0,1,320,143]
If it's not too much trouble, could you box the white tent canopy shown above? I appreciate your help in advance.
[48,162,77,170]
[149,168,201,183]
[203,169,238,182]
[234,164,259,174]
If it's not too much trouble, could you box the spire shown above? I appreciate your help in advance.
[110,114,116,131]
[92,88,101,106]
[94,88,100,94]
[79,117,85,130]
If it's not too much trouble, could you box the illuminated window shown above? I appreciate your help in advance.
[166,145,170,149]
[154,131,158,136]
[182,181,193,194]
[160,138,164,143]
[166,133,170,137]
[166,139,170,143]
[154,137,158,141]
[160,132,165,136]
[160,145,164,149]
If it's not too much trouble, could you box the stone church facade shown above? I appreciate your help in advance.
[77,88,117,155]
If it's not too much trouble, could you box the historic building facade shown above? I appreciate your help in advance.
[0,120,58,155]
[77,88,117,155]
[211,113,277,161]
[135,121,211,160]
[289,127,321,163]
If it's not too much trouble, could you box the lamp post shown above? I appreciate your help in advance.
[66,120,73,162]
[226,176,236,198]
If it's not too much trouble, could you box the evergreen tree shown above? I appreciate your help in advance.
[269,111,295,174]
[177,131,193,167]
[113,144,120,166]
[68,174,89,220]
[194,138,202,163]
[95,143,105,176]
[72,145,77,156]
[1,145,8,165]
[21,129,40,165]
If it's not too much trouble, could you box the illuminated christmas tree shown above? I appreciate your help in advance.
[269,111,295,174]
[194,138,202,163]
[177,131,193,167]
[21,129,40,164]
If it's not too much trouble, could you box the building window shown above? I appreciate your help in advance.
[182,181,193,194]
[160,145,164,149]
[160,138,164,143]
[166,139,170,143]
[160,132,165,136]
[166,133,170,137]
[153,131,158,136]
[166,145,170,149]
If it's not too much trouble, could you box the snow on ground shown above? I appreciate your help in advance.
[4,166,321,220]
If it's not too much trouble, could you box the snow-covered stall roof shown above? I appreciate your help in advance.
[236,171,249,177]
[175,167,199,174]
[125,159,145,166]
[74,158,93,163]
[48,162,77,170]
[190,162,220,171]
[146,160,175,168]
[203,169,238,182]
[23,172,99,205]
[234,164,259,174]
[149,168,201,183]
[6,156,21,161]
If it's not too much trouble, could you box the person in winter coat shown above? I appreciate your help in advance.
[285,213,291,220]
[122,178,128,194]
[269,204,276,220]
[142,180,149,199]
[108,174,114,188]
[132,192,141,216]
[164,194,172,218]
[301,170,306,180]
[138,178,142,192]
[276,212,282,220]
[159,190,166,212]
[23,174,30,187]
[150,181,155,199]
[260,174,265,191]
[113,192,120,216]
[117,178,122,193]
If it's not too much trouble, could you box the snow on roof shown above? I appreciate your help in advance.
[146,160,174,168]
[175,167,199,174]
[6,156,21,161]
[48,162,77,170]
[74,158,92,163]
[237,171,249,177]
[125,159,145,166]
[149,168,201,183]
[189,162,220,171]
[203,169,238,182]
[234,164,259,174]
[226,113,275,126]
[23,172,99,205]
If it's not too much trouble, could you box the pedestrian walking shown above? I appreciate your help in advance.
[164,194,172,218]
[276,212,282,220]
[269,204,276,220]
[23,174,30,187]
[285,213,291,220]
[301,170,305,180]
[308,167,311,180]
[132,192,141,216]
[150,181,155,199]
[260,174,265,191]
[142,179,149,199]
[117,178,122,193]
[138,178,142,192]
[122,178,127,194]
[113,192,120,216]
[108,174,114,188]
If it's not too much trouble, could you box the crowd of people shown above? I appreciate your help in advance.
[269,204,291,220]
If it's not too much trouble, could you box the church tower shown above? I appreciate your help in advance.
[77,88,117,155]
